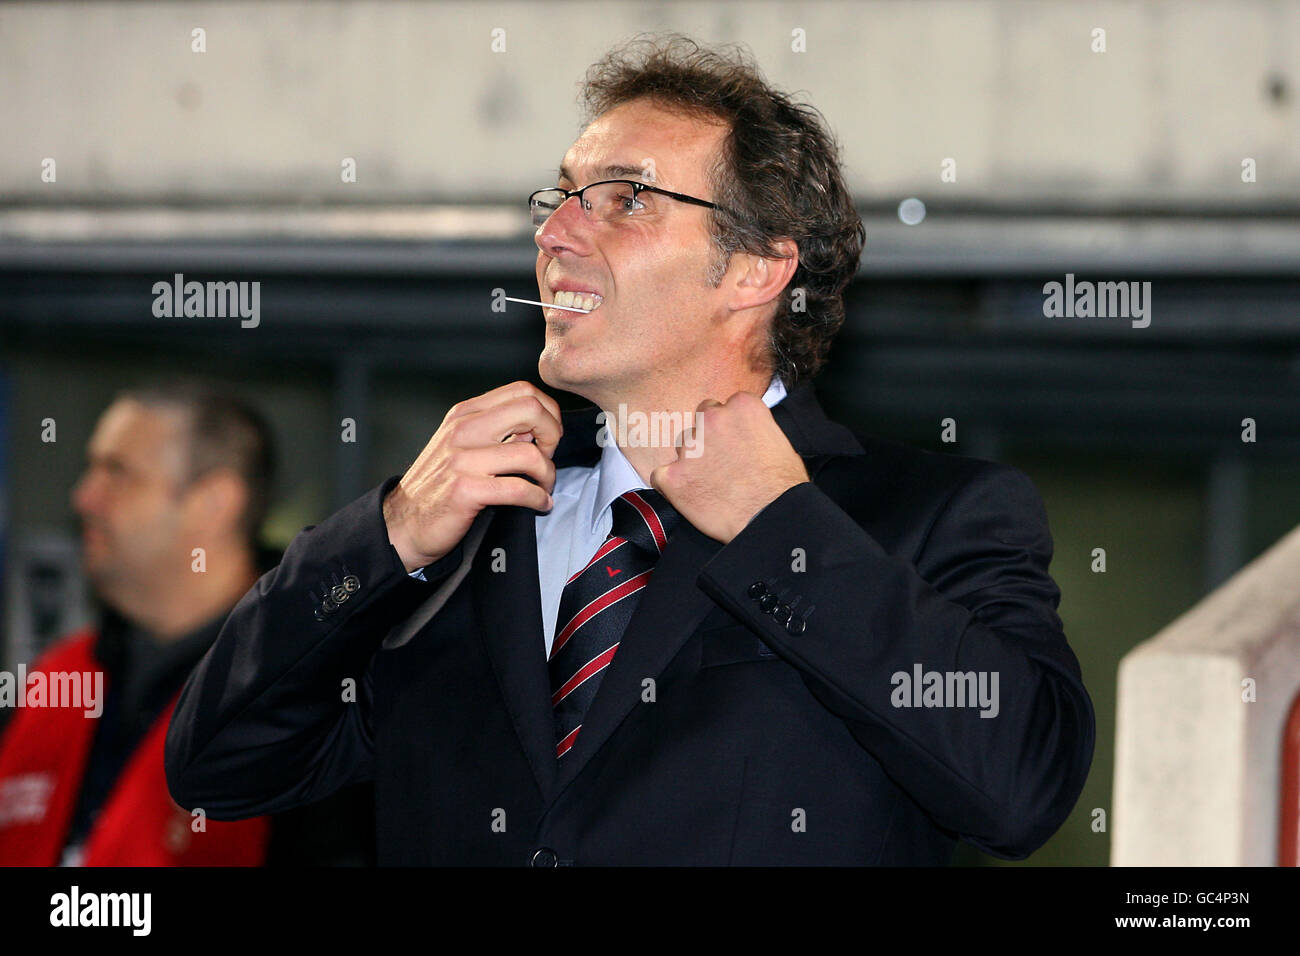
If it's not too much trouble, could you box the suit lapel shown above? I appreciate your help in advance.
[470,401,608,801]
[472,503,556,800]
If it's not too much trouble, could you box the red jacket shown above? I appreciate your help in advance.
[0,628,269,865]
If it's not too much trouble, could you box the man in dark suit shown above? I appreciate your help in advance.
[165,34,1093,865]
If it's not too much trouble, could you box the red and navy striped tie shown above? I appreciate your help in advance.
[549,488,680,758]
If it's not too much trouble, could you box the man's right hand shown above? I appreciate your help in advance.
[382,381,563,573]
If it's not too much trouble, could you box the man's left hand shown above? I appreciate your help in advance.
[650,391,810,544]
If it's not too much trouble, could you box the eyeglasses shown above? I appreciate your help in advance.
[528,179,726,228]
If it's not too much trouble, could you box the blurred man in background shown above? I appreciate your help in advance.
[0,381,373,865]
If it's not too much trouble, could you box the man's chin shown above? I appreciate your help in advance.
[79,548,105,577]
[542,350,642,405]
[81,568,118,604]
[538,351,587,394]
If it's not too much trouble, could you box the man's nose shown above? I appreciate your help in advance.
[534,196,592,258]
[70,470,99,515]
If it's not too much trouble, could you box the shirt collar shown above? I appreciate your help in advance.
[588,375,788,535]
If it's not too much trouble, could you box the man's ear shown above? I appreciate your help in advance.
[183,468,248,535]
[730,239,799,313]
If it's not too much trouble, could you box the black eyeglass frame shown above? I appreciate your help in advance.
[528,179,732,224]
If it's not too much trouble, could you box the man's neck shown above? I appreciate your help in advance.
[595,370,774,485]
[106,549,260,643]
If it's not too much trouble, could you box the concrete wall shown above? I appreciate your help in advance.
[1114,522,1300,865]
[2,0,1297,207]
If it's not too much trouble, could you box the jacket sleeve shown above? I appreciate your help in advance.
[695,461,1095,859]
[165,475,466,820]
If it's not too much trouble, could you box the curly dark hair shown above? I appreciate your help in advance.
[579,33,864,389]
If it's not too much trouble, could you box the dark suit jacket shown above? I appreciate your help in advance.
[165,381,1094,865]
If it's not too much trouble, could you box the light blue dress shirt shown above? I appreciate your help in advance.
[410,375,788,657]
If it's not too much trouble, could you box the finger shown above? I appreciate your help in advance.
[444,381,563,432]
[470,474,554,512]
[510,382,563,428]
[457,442,557,494]
[649,462,675,499]
[484,396,562,452]
[458,395,564,457]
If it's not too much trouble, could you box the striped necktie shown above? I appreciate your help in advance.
[549,488,680,758]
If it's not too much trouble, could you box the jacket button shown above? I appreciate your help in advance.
[785,615,806,635]
[314,607,328,622]
[322,596,338,613]
[758,592,779,613]
[747,581,767,598]
[331,584,349,603]
[342,574,361,592]
[773,603,792,624]
[530,847,558,867]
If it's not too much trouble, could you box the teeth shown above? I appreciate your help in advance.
[552,290,603,311]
